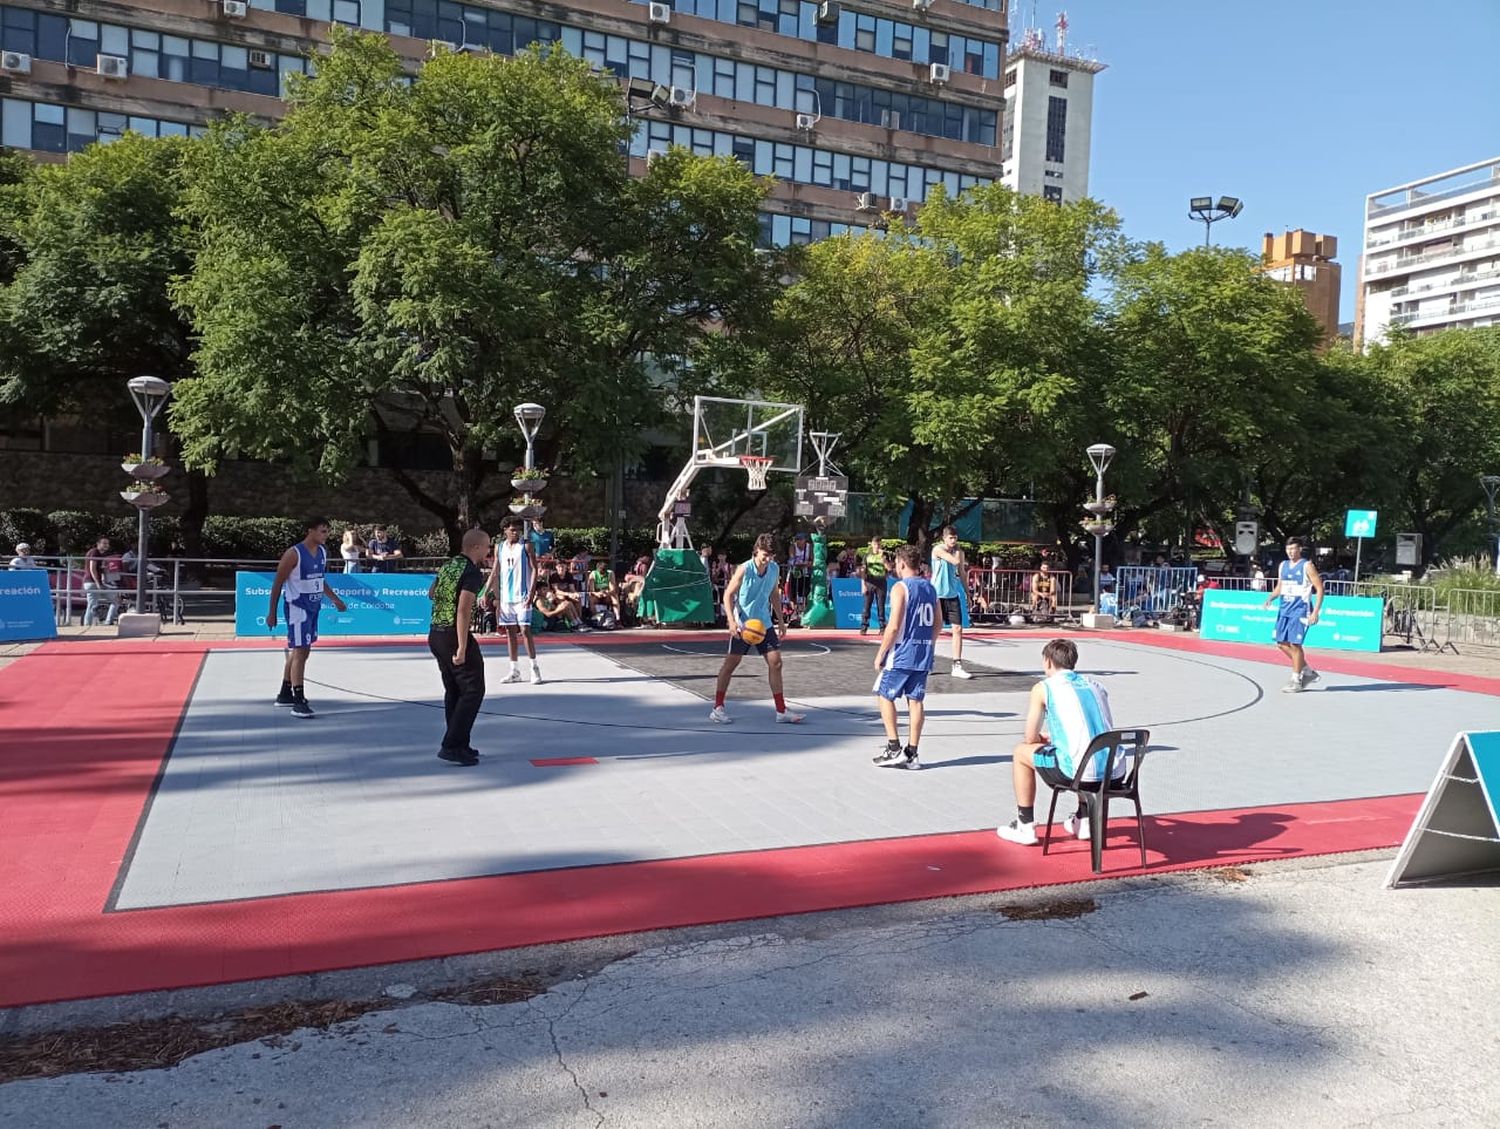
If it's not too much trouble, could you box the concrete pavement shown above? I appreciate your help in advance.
[3,854,1496,1128]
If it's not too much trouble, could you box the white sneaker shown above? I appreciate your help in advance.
[529,665,543,684]
[709,706,731,723]
[500,669,523,685]
[1300,668,1320,687]
[1062,813,1092,841]
[950,663,973,680]
[996,819,1038,845]
[1280,677,1304,694]
[776,710,805,724]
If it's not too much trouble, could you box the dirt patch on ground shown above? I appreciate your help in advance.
[996,897,1098,921]
[1204,866,1254,883]
[0,978,543,1083]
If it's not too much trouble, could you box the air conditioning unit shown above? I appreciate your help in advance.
[929,62,951,84]
[816,1,840,23]
[795,112,816,131]
[888,196,909,212]
[0,50,31,75]
[96,54,128,79]
[646,148,667,167]
[668,85,694,108]
[222,0,248,16]
[855,192,877,212]
[248,48,273,68]
[648,2,671,24]
[911,0,934,10]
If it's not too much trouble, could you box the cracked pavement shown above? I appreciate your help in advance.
[1,858,1496,1128]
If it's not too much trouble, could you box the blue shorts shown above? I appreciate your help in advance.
[1274,608,1309,646]
[729,625,781,656]
[285,601,320,650]
[876,667,930,702]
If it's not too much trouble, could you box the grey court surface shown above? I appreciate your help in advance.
[110,636,1499,910]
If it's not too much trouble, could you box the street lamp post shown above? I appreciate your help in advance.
[513,402,546,472]
[1085,443,1116,622]
[1482,475,1500,576]
[125,375,171,628]
[1188,195,1244,247]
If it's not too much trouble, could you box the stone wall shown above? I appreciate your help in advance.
[0,450,788,539]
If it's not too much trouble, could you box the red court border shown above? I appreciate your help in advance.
[0,631,1482,1007]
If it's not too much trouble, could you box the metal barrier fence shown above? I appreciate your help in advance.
[1433,588,1500,651]
[1114,566,1200,616]
[967,568,1075,621]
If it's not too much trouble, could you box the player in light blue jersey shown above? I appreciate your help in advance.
[267,517,348,719]
[930,525,972,679]
[710,533,803,725]
[1262,535,1325,693]
[872,545,940,770]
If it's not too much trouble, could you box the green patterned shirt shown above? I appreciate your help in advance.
[430,556,483,628]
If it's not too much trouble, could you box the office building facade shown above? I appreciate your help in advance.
[1356,156,1500,347]
[997,19,1100,204]
[0,0,1008,245]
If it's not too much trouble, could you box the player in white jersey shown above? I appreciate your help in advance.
[997,639,1124,846]
[267,517,348,719]
[1262,536,1325,693]
[489,519,541,684]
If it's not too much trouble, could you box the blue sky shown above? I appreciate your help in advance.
[1044,0,1500,320]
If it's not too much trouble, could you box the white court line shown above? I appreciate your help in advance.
[660,642,833,657]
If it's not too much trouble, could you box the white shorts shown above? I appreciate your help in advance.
[497,600,532,628]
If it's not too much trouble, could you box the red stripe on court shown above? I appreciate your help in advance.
[530,756,599,767]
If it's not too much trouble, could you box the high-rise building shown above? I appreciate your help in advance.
[1261,230,1340,342]
[997,11,1101,204]
[0,0,1008,246]
[1355,155,1500,347]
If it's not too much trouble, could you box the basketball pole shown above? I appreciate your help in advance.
[801,431,841,629]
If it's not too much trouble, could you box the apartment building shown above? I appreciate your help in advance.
[0,0,1008,245]
[997,14,1100,204]
[1356,156,1500,347]
[1261,230,1340,342]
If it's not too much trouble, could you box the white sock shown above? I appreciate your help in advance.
[509,661,518,672]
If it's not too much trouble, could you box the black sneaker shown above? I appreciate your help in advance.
[275,689,295,706]
[290,699,315,719]
[438,747,479,766]
[872,744,907,768]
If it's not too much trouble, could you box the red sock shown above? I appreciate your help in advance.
[774,693,787,713]
[715,688,727,708]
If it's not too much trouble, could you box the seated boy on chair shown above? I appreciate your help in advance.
[997,638,1126,846]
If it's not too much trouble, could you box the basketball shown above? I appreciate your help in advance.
[740,618,767,645]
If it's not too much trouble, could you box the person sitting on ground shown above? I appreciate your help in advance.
[587,561,622,625]
[1030,562,1056,614]
[9,542,38,569]
[997,638,1127,847]
[535,580,588,632]
[622,555,650,607]
[366,527,403,572]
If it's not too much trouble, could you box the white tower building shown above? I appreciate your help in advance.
[999,11,1105,204]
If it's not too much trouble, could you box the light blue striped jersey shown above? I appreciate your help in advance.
[886,577,937,672]
[1043,670,1118,781]
[735,558,779,625]
[497,539,532,603]
[930,549,962,598]
[1278,559,1312,615]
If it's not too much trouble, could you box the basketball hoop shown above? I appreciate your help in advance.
[739,455,774,491]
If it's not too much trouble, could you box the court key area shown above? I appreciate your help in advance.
[1,630,1494,1007]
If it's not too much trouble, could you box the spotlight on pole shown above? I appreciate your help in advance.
[1188,195,1244,247]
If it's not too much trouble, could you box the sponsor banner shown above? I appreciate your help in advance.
[831,576,890,630]
[0,573,58,642]
[1198,588,1384,652]
[235,571,436,637]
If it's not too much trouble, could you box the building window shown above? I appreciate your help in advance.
[1045,95,1067,163]
[1043,185,1063,203]
[1049,69,1068,88]
[1003,69,1016,88]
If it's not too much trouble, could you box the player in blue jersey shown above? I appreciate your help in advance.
[267,517,348,719]
[930,525,972,679]
[872,545,940,770]
[1262,536,1325,693]
[710,533,804,725]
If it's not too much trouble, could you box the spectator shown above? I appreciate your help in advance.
[788,533,812,605]
[1251,564,1268,592]
[1031,562,1056,613]
[1098,562,1117,593]
[83,536,120,626]
[587,561,622,626]
[622,555,651,610]
[8,543,37,569]
[340,529,365,573]
[536,580,589,632]
[528,518,555,564]
[699,543,714,572]
[366,527,403,572]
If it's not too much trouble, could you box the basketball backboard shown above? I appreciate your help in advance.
[692,396,804,475]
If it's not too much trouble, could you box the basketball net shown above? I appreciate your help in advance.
[739,455,773,491]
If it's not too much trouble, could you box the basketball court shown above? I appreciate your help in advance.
[2,628,1496,1008]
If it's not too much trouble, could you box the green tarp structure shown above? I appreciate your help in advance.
[640,549,716,625]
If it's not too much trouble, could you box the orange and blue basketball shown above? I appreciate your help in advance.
[740,618,767,646]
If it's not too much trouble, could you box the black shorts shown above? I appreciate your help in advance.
[728,625,781,656]
[1033,746,1125,791]
[939,597,962,626]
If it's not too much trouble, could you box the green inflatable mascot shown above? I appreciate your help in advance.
[800,525,836,628]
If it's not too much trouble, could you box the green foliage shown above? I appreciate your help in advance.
[1429,558,1500,605]
[172,31,770,546]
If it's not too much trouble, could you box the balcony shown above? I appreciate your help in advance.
[1366,209,1500,249]
[1368,173,1500,218]
[1390,293,1500,327]
[1389,263,1500,298]
[1364,236,1500,277]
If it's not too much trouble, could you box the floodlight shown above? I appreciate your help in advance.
[1189,196,1212,211]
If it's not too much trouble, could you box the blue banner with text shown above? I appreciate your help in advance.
[831,576,891,630]
[0,572,57,642]
[235,571,435,637]
[1198,588,1384,652]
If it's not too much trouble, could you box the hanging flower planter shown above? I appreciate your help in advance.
[508,496,547,519]
[1081,520,1115,536]
[511,468,549,493]
[122,456,170,480]
[122,488,171,509]
[1083,499,1116,516]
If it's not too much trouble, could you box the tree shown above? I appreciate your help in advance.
[173,30,769,547]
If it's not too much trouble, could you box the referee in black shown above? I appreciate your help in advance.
[427,527,491,766]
